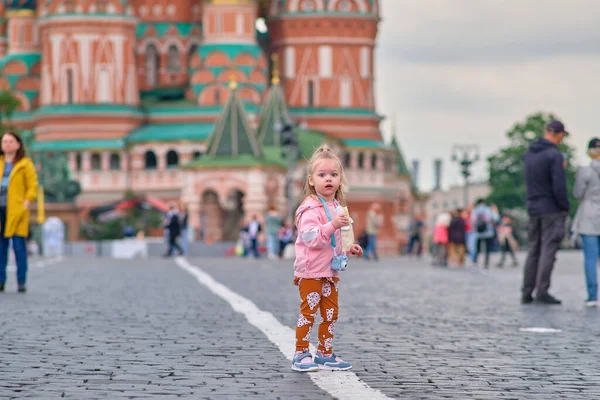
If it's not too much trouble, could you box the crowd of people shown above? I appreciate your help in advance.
[430,200,519,269]
[237,212,296,259]
[428,120,600,307]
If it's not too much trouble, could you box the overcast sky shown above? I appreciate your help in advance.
[375,0,600,191]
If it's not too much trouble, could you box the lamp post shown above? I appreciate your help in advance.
[280,123,299,223]
[451,144,480,208]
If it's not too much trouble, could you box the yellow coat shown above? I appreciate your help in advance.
[0,156,38,238]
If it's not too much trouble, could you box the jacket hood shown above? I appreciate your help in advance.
[295,196,324,224]
[529,138,557,153]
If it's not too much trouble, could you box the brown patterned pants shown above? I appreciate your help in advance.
[294,277,339,354]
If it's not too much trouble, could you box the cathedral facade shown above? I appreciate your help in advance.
[0,0,414,254]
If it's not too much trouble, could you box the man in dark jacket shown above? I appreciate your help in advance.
[164,205,183,257]
[522,120,570,305]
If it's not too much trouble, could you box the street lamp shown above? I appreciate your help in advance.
[451,144,480,208]
[280,123,299,223]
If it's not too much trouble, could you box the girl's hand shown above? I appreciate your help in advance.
[24,200,30,209]
[349,244,363,257]
[331,213,349,229]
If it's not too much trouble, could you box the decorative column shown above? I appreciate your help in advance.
[82,152,91,172]
[350,151,358,169]
[101,151,110,171]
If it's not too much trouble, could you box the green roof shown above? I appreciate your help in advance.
[127,122,214,143]
[343,139,386,149]
[136,22,199,38]
[186,146,287,169]
[289,107,382,118]
[257,83,291,147]
[32,139,124,152]
[297,129,327,159]
[198,44,263,61]
[391,136,410,176]
[205,87,262,157]
[35,104,143,117]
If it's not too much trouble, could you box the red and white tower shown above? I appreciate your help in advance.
[188,0,268,107]
[267,0,381,141]
[35,0,141,143]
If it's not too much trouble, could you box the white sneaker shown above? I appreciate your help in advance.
[585,300,598,307]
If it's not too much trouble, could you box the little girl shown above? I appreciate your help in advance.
[291,145,363,372]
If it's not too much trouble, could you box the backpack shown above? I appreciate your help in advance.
[475,213,488,233]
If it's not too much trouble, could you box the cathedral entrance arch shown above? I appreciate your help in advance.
[200,190,222,242]
[221,189,245,241]
[199,187,246,242]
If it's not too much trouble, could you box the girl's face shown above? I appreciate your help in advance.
[308,158,341,201]
[1,134,20,155]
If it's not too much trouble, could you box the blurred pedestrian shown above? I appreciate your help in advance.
[265,204,282,260]
[471,199,499,269]
[432,212,451,266]
[496,215,519,268]
[522,120,570,305]
[247,214,262,258]
[447,209,466,267]
[364,203,383,261]
[163,203,183,257]
[571,137,600,307]
[0,131,38,293]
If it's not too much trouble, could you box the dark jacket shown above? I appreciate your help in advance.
[447,216,466,244]
[166,213,181,238]
[523,138,570,215]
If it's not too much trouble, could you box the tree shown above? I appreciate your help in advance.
[487,112,577,215]
[0,90,20,132]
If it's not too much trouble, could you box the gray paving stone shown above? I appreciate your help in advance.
[1,251,599,398]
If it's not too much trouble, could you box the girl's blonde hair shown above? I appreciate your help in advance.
[302,145,347,205]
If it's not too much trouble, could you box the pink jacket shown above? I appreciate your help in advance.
[294,195,342,279]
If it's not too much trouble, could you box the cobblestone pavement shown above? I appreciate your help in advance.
[1,251,600,399]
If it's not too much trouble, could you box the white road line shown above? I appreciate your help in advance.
[175,257,391,400]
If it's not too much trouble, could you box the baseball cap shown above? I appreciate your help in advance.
[588,138,600,149]
[546,120,569,136]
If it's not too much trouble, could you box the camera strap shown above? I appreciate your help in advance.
[316,195,338,250]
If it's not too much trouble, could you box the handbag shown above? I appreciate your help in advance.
[316,196,348,271]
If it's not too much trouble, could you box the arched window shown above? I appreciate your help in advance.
[357,152,364,169]
[91,153,102,171]
[340,75,352,107]
[192,151,202,159]
[344,151,351,168]
[339,0,351,12]
[307,80,314,107]
[167,45,180,72]
[371,153,378,169]
[17,25,24,44]
[215,89,221,105]
[97,68,111,102]
[64,0,76,12]
[144,150,157,170]
[166,150,179,168]
[302,1,315,11]
[188,44,198,70]
[145,44,159,87]
[96,0,107,12]
[109,153,120,170]
[75,153,82,171]
[66,69,74,104]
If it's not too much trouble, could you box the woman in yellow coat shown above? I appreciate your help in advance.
[0,131,38,293]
